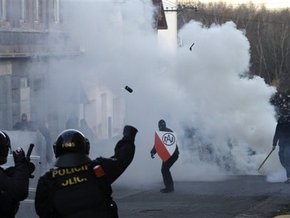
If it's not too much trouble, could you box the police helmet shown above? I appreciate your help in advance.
[53,129,91,167]
[0,131,11,164]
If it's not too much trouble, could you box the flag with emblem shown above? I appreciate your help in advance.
[154,131,177,161]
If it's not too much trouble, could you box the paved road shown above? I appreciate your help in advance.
[17,175,290,218]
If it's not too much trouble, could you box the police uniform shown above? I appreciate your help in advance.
[0,131,31,218]
[0,164,30,218]
[35,126,138,218]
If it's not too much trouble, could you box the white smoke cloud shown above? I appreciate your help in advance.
[38,0,282,186]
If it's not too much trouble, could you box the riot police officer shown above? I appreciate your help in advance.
[35,125,138,218]
[0,130,33,218]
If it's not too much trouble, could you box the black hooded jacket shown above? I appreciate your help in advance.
[273,120,290,148]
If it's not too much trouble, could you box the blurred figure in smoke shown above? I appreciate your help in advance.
[0,131,34,218]
[150,119,179,193]
[65,113,79,130]
[272,116,290,183]
[35,125,138,218]
[13,113,37,131]
[80,118,96,143]
[37,122,53,165]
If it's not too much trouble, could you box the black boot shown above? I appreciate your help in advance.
[160,188,174,193]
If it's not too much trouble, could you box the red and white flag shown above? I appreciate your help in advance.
[154,131,177,161]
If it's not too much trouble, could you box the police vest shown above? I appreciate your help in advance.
[48,163,112,217]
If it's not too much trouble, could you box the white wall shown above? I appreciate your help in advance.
[158,0,178,53]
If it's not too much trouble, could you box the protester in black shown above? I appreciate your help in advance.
[12,113,37,131]
[273,116,290,183]
[0,130,32,218]
[150,119,179,193]
[35,125,138,218]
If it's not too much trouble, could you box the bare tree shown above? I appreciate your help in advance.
[178,2,290,93]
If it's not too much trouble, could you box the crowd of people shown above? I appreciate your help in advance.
[2,99,290,217]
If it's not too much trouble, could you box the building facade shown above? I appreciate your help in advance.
[0,0,167,142]
[0,0,63,128]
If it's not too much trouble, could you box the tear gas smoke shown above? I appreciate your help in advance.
[27,0,282,187]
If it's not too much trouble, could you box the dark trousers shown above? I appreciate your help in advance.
[161,152,179,189]
[279,146,290,178]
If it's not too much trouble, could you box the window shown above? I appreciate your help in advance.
[34,0,39,22]
[0,0,6,21]
[53,0,60,23]
[20,78,28,88]
[20,0,26,22]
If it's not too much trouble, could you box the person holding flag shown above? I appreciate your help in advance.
[150,119,179,193]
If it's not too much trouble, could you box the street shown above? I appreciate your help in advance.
[17,175,290,218]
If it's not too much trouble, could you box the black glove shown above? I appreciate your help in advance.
[150,147,156,159]
[123,125,138,141]
[13,147,35,178]
[13,147,27,166]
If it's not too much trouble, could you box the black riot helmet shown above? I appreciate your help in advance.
[53,129,91,167]
[0,131,11,165]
